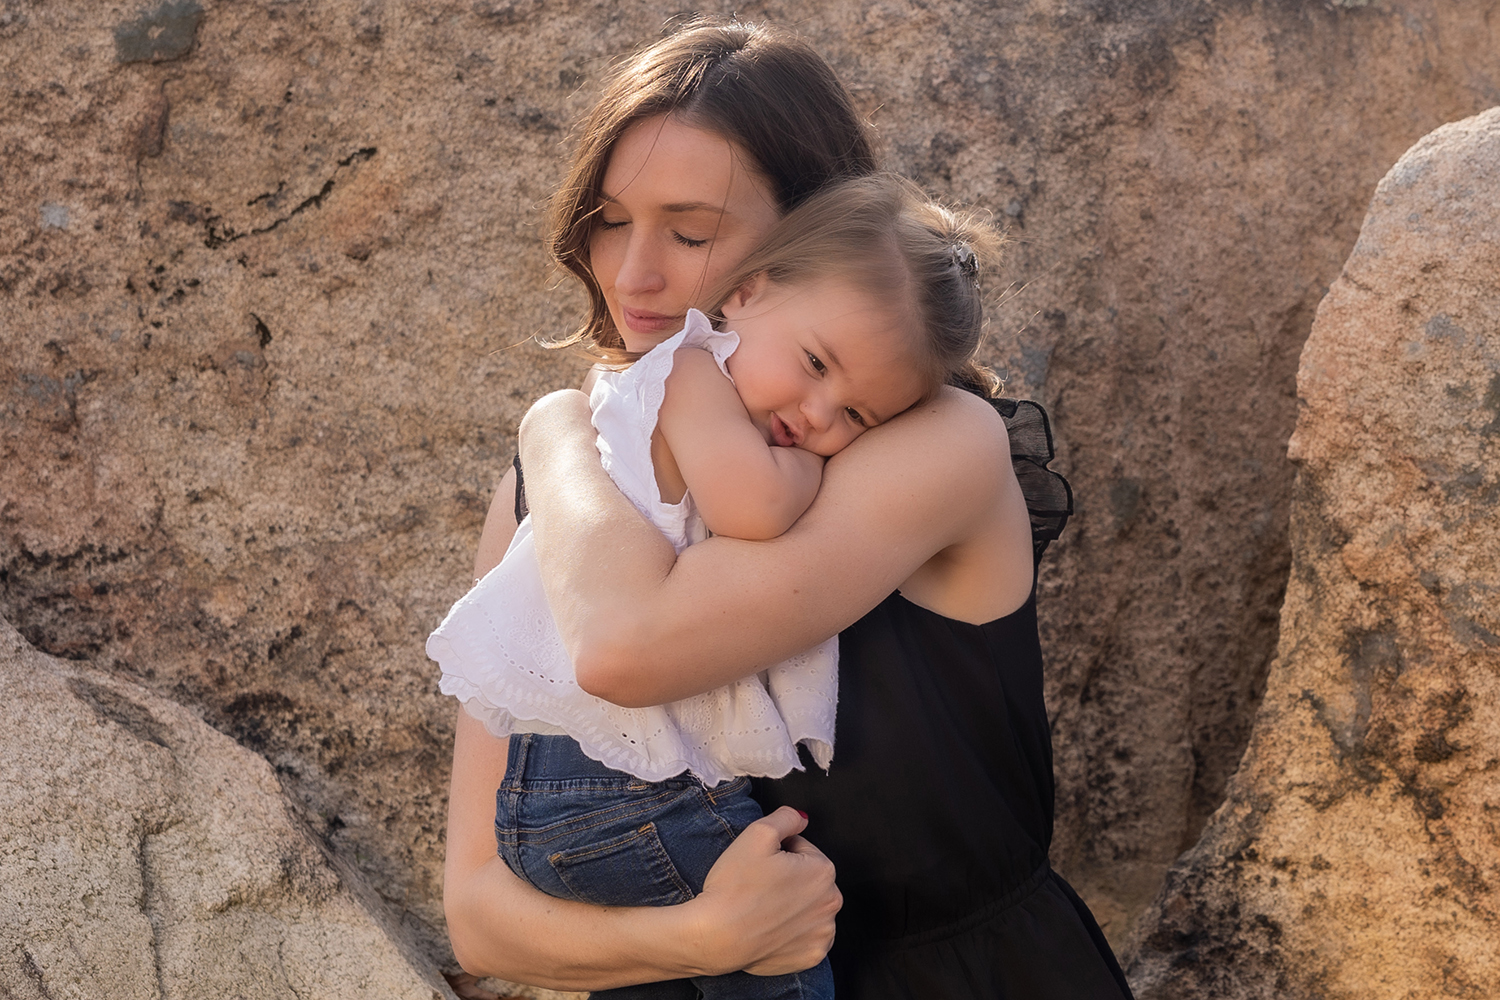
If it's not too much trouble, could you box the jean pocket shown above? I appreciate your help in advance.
[548,821,695,907]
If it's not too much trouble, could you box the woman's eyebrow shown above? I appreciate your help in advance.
[596,193,726,215]
[662,201,727,214]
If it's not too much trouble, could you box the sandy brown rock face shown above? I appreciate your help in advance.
[0,616,454,1000]
[1125,106,1500,998]
[3,0,1499,969]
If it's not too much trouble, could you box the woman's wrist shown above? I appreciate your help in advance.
[607,894,739,979]
[668,892,747,978]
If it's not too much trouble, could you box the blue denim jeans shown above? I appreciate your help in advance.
[496,733,834,999]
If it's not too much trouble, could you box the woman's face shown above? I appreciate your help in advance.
[590,116,782,353]
[721,275,928,458]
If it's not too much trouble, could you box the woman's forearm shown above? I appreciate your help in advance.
[446,855,724,988]
[518,390,686,702]
[445,708,723,987]
[517,389,794,703]
[446,827,837,989]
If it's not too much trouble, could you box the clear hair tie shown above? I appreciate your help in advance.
[950,242,978,280]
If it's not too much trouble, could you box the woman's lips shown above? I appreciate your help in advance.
[770,414,798,448]
[622,308,680,335]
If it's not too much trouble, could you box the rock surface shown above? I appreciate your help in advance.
[3,0,1499,973]
[0,616,455,1000]
[1126,106,1500,998]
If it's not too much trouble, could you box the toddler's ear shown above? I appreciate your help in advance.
[721,272,769,315]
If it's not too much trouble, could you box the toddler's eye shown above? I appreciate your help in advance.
[806,352,827,374]
[845,407,866,425]
[673,232,708,248]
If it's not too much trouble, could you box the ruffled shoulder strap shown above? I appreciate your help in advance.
[513,452,528,522]
[991,398,1073,563]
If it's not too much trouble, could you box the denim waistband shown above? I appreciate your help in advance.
[502,732,687,789]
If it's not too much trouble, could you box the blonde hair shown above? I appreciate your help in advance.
[707,173,1005,398]
[547,17,876,356]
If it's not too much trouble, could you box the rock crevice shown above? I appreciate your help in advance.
[1127,105,1500,999]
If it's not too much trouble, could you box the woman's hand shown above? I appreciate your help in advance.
[688,807,841,976]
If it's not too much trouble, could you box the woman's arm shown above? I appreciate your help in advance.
[444,709,840,988]
[472,464,522,581]
[520,387,1029,708]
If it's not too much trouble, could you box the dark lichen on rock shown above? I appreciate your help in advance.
[114,0,204,64]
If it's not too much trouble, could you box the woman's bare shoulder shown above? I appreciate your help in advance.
[795,388,1013,564]
[876,384,1006,439]
[825,386,1010,492]
[820,388,1032,623]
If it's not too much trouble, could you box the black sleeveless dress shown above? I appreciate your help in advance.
[755,400,1132,999]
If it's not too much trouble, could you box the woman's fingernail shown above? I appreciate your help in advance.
[796,809,809,819]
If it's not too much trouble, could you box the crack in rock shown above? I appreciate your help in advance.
[20,950,55,1000]
[68,678,173,750]
[203,148,378,249]
[136,833,167,1000]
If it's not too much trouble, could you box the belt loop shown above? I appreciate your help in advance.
[501,732,532,791]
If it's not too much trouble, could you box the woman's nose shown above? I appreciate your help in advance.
[614,233,666,297]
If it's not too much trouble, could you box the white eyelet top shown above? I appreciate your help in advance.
[427,311,837,785]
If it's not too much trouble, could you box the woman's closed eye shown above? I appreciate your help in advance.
[595,215,706,248]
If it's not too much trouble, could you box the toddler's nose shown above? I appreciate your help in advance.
[801,396,836,433]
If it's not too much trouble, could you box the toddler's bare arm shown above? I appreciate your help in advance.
[656,346,824,540]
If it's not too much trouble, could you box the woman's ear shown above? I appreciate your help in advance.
[720,272,769,317]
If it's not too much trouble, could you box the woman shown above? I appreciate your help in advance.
[443,18,1132,998]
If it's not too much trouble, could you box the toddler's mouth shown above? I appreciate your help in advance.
[770,414,799,448]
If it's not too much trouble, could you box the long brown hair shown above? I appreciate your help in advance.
[548,18,877,354]
[706,174,1005,398]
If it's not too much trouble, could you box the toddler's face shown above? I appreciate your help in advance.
[721,276,928,458]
